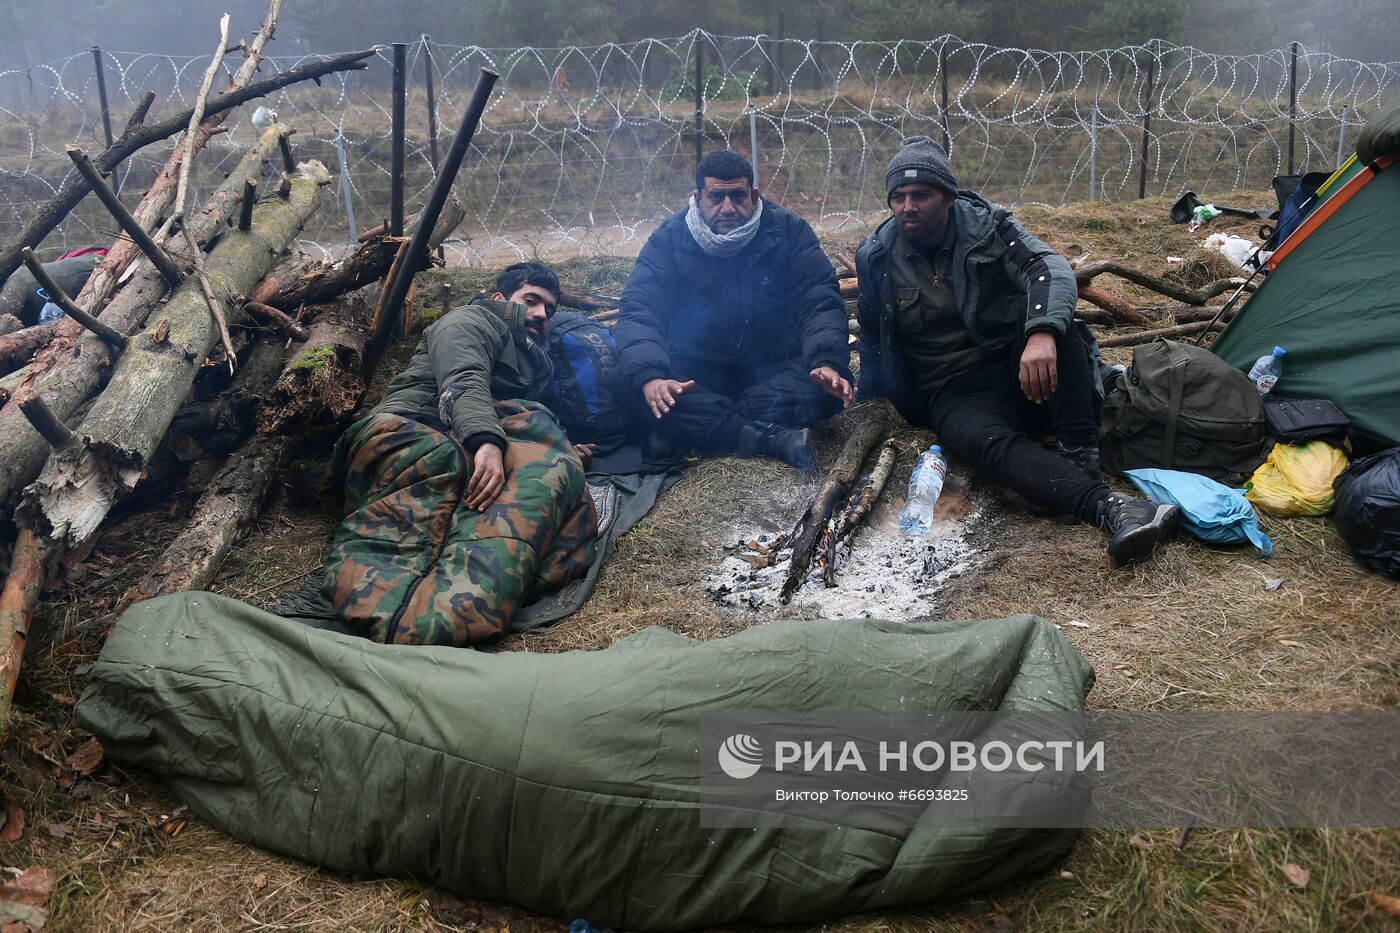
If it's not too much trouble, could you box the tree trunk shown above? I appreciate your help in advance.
[257,293,373,438]
[1098,320,1220,348]
[0,315,22,338]
[17,162,329,546]
[780,409,892,603]
[116,435,291,612]
[166,337,288,460]
[252,197,464,313]
[0,130,282,504]
[0,323,58,377]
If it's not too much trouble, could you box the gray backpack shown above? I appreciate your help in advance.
[1099,339,1272,485]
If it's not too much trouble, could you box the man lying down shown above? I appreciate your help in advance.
[319,262,599,648]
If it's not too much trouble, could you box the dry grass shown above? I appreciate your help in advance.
[2,195,1396,931]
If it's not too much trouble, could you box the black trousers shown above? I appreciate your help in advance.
[924,326,1108,522]
[643,356,844,453]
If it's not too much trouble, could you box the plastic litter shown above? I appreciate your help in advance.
[1245,441,1348,517]
[1204,232,1267,270]
[1126,468,1273,557]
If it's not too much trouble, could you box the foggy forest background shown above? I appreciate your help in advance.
[2,0,1398,68]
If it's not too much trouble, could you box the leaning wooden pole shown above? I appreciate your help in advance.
[364,67,499,375]
[0,129,284,505]
[16,160,330,547]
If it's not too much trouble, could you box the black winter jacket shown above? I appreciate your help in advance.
[855,190,1078,422]
[616,200,849,389]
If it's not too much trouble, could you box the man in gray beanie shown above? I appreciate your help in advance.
[854,136,1179,564]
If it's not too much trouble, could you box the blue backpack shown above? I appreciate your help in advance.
[539,311,627,447]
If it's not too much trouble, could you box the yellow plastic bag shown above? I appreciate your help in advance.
[1245,441,1349,517]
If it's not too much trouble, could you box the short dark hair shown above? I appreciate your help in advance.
[494,262,560,303]
[695,150,754,193]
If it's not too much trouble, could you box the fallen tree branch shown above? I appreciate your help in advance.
[1097,320,1222,348]
[176,14,238,370]
[1077,284,1153,327]
[822,439,898,587]
[1074,260,1251,306]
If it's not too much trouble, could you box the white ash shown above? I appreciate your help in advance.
[703,497,982,620]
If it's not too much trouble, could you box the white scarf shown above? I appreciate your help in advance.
[685,194,764,258]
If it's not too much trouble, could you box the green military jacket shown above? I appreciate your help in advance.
[372,299,551,450]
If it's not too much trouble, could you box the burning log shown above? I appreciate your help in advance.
[821,439,898,586]
[0,130,283,504]
[780,409,892,604]
[17,160,330,548]
[116,435,292,613]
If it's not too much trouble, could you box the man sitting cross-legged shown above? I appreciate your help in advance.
[616,149,853,472]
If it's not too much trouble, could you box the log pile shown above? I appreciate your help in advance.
[832,251,1254,348]
[0,2,469,734]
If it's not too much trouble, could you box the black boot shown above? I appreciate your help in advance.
[1095,492,1179,564]
[737,421,814,472]
[1057,442,1102,481]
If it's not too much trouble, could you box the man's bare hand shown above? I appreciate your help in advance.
[1019,331,1059,404]
[573,443,596,469]
[643,378,696,418]
[465,442,506,511]
[809,365,853,408]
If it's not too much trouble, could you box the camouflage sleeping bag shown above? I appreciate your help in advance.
[322,400,597,646]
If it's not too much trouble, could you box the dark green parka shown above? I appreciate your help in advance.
[373,299,551,451]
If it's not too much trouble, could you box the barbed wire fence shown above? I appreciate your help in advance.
[2,33,1396,266]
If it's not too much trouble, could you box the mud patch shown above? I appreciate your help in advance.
[703,467,984,620]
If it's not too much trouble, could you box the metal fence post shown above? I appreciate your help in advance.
[391,41,407,237]
[1089,106,1098,201]
[939,43,951,153]
[333,129,358,246]
[694,39,705,167]
[1138,41,1157,200]
[91,46,113,149]
[748,106,759,181]
[422,34,443,260]
[1288,41,1299,175]
[1337,104,1350,165]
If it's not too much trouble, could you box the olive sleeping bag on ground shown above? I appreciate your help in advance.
[323,402,597,645]
[77,593,1094,929]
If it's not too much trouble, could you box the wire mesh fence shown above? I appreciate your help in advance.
[2,32,1396,264]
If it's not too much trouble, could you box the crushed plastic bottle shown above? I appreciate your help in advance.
[898,444,948,536]
[1247,345,1286,395]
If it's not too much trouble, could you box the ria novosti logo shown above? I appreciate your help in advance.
[717,733,764,779]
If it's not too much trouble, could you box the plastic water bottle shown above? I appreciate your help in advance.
[898,444,948,536]
[1247,346,1286,395]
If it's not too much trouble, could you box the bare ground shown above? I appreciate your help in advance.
[1,195,1397,932]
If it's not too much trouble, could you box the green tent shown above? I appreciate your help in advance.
[1212,155,1400,448]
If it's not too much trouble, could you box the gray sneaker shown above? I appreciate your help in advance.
[1095,493,1179,564]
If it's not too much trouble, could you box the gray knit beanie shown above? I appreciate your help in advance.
[885,135,958,201]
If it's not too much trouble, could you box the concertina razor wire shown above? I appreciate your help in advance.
[1,32,1397,265]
